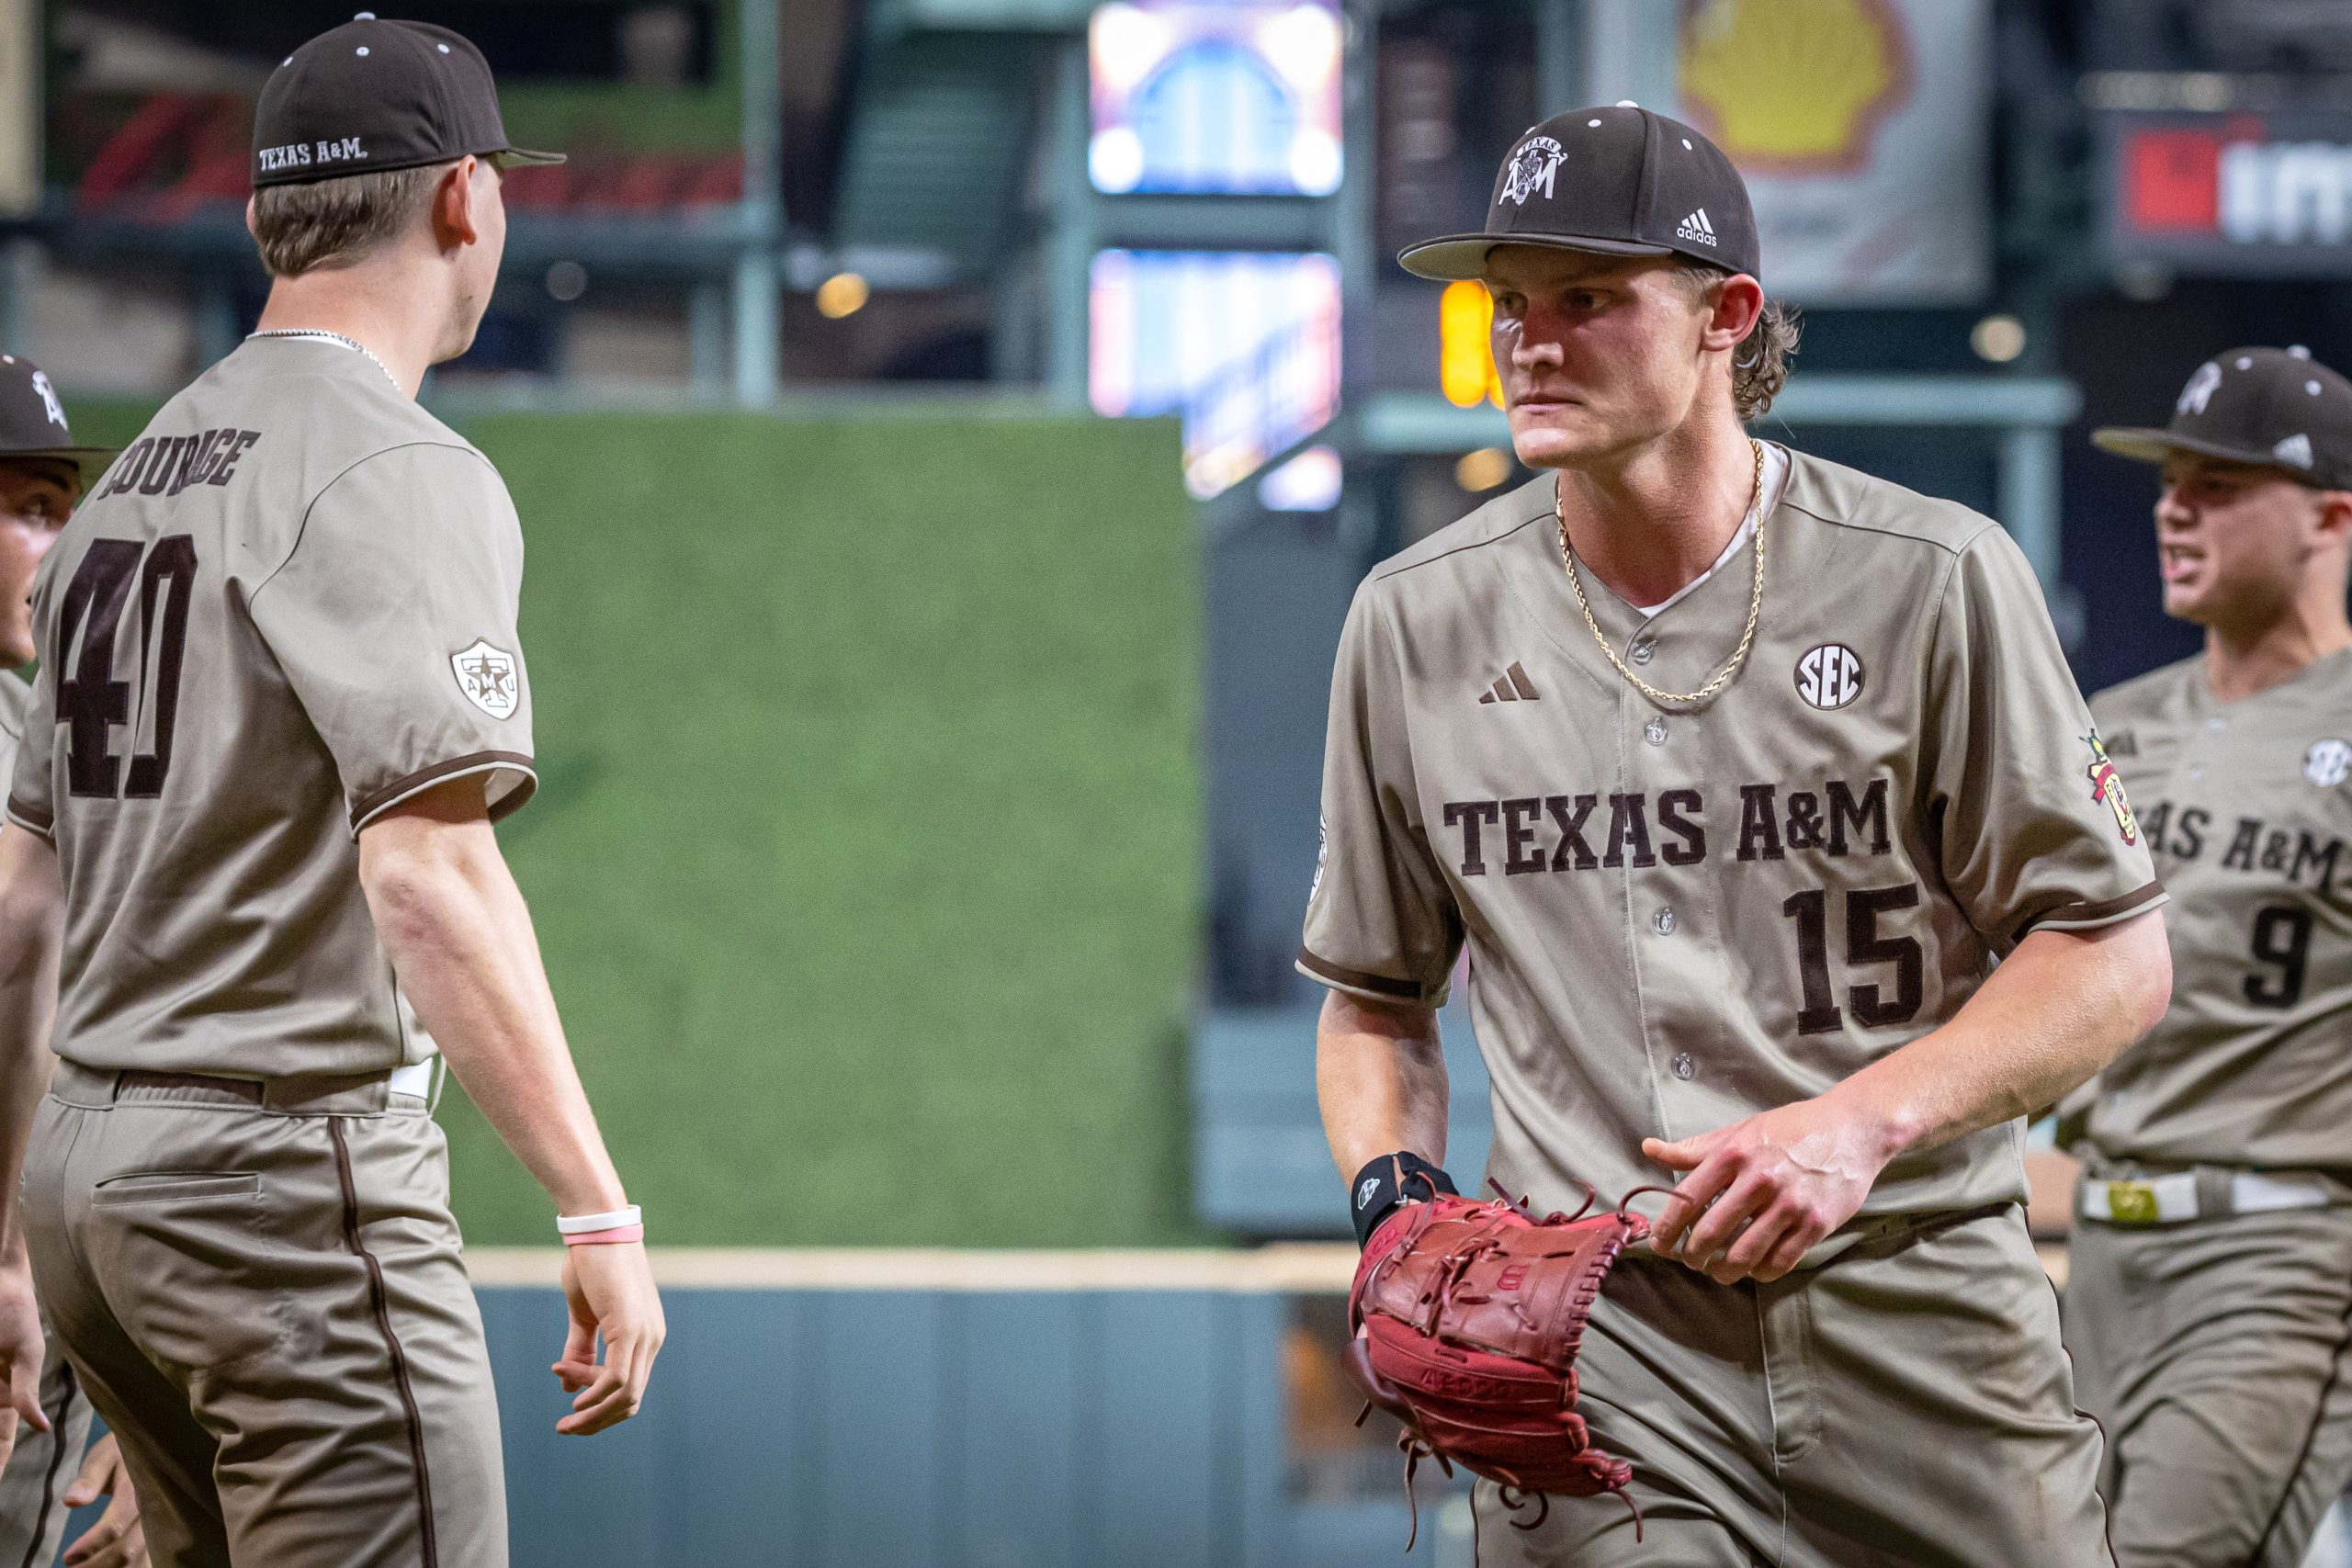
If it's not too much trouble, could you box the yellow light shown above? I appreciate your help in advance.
[1455,447,1514,492]
[1439,281,1503,409]
[1971,313,2027,363]
[816,272,870,320]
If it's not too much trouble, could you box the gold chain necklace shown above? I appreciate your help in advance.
[1556,438,1766,710]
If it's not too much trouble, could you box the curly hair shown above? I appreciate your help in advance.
[1676,264,1800,422]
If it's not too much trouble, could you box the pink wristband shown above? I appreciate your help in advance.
[560,1224,644,1247]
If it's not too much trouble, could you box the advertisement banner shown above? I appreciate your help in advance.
[2102,109,2352,276]
[1677,0,1993,305]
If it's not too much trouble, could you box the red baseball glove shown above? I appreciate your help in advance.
[1344,1181,1650,1544]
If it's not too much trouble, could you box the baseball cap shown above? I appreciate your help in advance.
[0,355,116,494]
[2093,346,2352,491]
[1399,103,1760,283]
[252,15,563,189]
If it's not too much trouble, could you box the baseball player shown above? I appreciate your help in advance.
[0,355,147,1568]
[0,19,662,1567]
[1306,105,2173,1565]
[2058,347,2352,1568]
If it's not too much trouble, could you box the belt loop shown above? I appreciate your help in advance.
[2192,1166,2234,1220]
[257,1074,391,1117]
[46,1060,123,1109]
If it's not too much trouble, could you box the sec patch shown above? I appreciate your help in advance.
[2306,739,2351,788]
[1794,643,1863,710]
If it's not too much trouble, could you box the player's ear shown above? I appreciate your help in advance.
[1699,273,1763,355]
[2314,487,2352,552]
[429,156,481,253]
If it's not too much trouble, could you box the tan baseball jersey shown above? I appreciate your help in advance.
[0,671,26,778]
[1302,446,2165,1217]
[3,335,535,1078]
[2077,649,2352,1174]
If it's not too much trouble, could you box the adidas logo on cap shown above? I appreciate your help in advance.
[1676,208,1717,246]
[2275,433,2315,468]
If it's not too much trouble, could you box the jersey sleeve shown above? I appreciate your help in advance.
[6,553,67,840]
[251,442,537,834]
[4,666,55,840]
[1297,580,1463,1006]
[1922,524,2165,948]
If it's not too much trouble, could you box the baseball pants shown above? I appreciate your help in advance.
[21,1061,506,1568]
[1474,1205,2115,1567]
[2065,1199,2352,1568]
[0,1342,95,1568]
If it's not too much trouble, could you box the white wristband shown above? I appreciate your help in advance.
[557,1205,641,1235]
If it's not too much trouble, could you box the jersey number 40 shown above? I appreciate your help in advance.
[53,535,197,799]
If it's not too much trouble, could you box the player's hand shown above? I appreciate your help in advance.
[62,1431,147,1568]
[1642,1096,1894,1285]
[552,1241,665,1435]
[0,1253,49,1467]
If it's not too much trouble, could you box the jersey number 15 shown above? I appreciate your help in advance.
[53,536,198,799]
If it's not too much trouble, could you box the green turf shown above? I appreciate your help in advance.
[58,400,1210,1247]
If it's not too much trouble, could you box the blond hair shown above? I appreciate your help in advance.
[1677,264,1800,422]
[250,163,446,278]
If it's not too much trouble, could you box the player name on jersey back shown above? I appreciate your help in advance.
[89,429,264,501]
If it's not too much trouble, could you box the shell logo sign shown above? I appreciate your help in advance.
[1678,0,1912,175]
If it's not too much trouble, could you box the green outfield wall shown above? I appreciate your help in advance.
[62,401,1206,1247]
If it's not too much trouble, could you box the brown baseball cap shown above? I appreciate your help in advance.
[2094,346,2352,491]
[253,16,563,189]
[0,355,115,494]
[1399,104,1761,283]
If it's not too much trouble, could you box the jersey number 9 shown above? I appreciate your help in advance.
[2244,905,2313,1010]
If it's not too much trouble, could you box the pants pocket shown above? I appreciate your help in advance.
[91,1172,261,1206]
[85,1171,286,1375]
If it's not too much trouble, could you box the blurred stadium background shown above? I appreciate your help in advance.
[11,0,2352,1562]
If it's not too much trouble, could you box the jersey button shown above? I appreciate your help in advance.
[1644,716,1668,747]
[1653,908,1676,935]
[1630,637,1657,666]
[1671,1053,1696,1080]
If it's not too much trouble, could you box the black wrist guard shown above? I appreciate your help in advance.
[1350,1151,1459,1248]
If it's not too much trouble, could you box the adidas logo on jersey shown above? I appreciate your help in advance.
[1676,208,1718,246]
[1478,662,1541,704]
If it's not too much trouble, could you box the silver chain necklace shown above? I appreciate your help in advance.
[245,328,402,394]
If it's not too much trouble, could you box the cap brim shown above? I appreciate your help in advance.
[2091,427,2286,470]
[1398,231,1674,281]
[0,446,119,494]
[492,147,566,169]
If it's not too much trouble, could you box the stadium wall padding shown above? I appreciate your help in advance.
[61,401,1208,1247]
